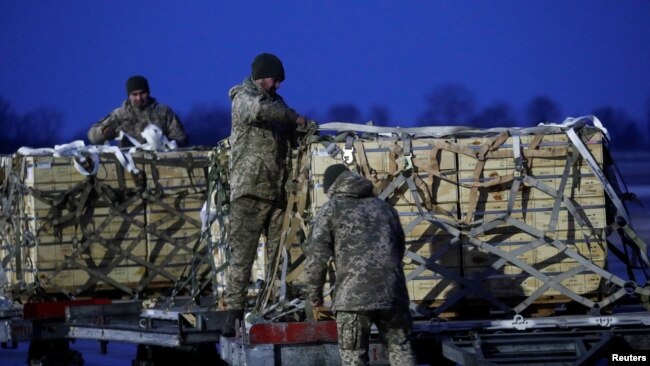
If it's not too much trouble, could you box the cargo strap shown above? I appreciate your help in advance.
[135,154,210,296]
[463,132,511,224]
[353,140,380,185]
[0,161,22,287]
[170,145,232,307]
[249,120,650,319]
[534,116,648,265]
[566,129,648,265]
[389,122,649,315]
[4,150,211,299]
[455,157,599,311]
[255,131,314,316]
[376,136,442,214]
[256,123,326,315]
[35,183,149,296]
[449,141,649,315]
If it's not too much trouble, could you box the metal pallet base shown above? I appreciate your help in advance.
[442,330,612,365]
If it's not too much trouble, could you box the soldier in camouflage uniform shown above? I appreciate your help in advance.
[222,53,310,335]
[88,75,187,147]
[306,164,416,366]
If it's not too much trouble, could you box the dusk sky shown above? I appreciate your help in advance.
[1,1,650,143]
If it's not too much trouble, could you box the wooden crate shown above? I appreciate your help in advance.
[309,138,458,215]
[298,129,611,314]
[2,150,215,298]
[138,150,209,193]
[456,132,603,172]
[21,196,148,293]
[139,150,210,287]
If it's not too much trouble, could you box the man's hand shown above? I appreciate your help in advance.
[307,119,318,129]
[101,125,118,140]
[310,298,323,308]
[296,115,307,128]
[295,118,318,134]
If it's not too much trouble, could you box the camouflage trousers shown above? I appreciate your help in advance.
[223,196,284,310]
[336,309,416,366]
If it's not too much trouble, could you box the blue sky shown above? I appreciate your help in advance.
[1,1,649,141]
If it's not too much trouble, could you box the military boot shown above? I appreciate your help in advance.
[222,309,245,337]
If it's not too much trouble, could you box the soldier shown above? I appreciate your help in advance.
[223,53,311,335]
[306,164,417,366]
[88,75,187,147]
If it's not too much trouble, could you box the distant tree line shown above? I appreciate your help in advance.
[1,83,649,153]
[0,97,64,153]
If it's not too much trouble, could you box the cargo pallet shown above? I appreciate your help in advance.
[2,117,650,365]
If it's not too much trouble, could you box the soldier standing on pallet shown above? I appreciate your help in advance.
[223,53,312,335]
[87,75,188,147]
[306,164,417,366]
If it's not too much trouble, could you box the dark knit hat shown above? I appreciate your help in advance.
[251,53,285,81]
[323,164,349,193]
[126,75,150,95]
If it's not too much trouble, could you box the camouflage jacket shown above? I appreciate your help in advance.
[305,170,410,311]
[228,77,299,202]
[87,98,188,147]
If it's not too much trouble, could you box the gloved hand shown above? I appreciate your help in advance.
[101,125,118,140]
[306,119,319,131]
[295,115,307,128]
[296,119,318,133]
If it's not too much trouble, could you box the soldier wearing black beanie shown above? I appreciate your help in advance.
[126,75,150,95]
[222,53,317,336]
[251,53,285,81]
[323,164,349,193]
[87,75,187,147]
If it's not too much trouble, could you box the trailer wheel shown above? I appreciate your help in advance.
[133,344,226,366]
[28,339,70,364]
[1,340,18,349]
[27,340,84,366]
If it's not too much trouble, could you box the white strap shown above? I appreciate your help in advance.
[319,121,578,138]
[117,124,178,152]
[16,147,55,155]
[93,145,139,175]
[117,130,144,150]
[18,140,140,176]
[540,115,610,140]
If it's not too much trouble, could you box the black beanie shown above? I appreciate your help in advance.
[251,53,285,81]
[323,164,349,193]
[126,75,150,95]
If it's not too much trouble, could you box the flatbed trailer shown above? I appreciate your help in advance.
[7,298,650,365]
[216,307,650,365]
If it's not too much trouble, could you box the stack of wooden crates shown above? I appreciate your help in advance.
[281,126,608,317]
[0,149,212,299]
[1,125,612,317]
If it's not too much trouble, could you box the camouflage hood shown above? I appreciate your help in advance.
[228,77,266,101]
[228,79,248,101]
[327,170,374,199]
[306,168,410,311]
